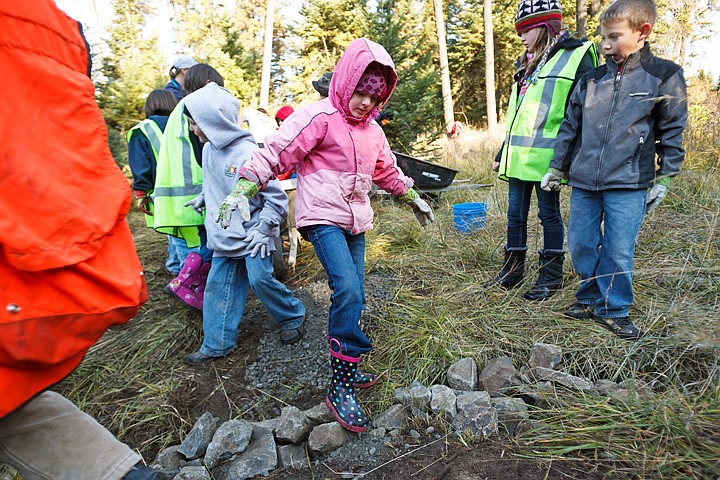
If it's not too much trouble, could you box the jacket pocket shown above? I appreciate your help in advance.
[630,132,647,174]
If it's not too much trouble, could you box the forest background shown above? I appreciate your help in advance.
[56,0,720,167]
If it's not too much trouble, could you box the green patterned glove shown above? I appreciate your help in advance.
[216,178,258,229]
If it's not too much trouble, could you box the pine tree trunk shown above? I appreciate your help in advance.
[432,0,455,136]
[260,0,275,109]
[484,0,497,131]
[577,0,588,38]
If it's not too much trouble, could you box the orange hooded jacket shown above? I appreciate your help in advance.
[0,1,148,418]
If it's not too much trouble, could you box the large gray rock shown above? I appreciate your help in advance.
[277,444,307,470]
[429,384,457,420]
[307,422,351,453]
[204,419,253,469]
[456,390,492,417]
[531,366,593,391]
[478,357,519,397]
[373,404,409,431]
[177,412,218,460]
[214,425,278,480]
[172,466,211,480]
[528,343,563,370]
[304,402,336,424]
[394,381,431,413]
[446,358,478,391]
[153,445,186,470]
[491,397,529,435]
[275,405,312,444]
[453,406,498,438]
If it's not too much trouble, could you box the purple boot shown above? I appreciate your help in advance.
[165,252,203,294]
[173,262,211,311]
[325,339,370,432]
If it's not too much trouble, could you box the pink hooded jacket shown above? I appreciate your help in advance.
[238,38,414,235]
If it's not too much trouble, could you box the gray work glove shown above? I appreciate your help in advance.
[645,184,668,214]
[411,197,435,227]
[541,168,564,192]
[245,229,274,259]
[184,193,205,214]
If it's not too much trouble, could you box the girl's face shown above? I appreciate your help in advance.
[519,27,542,53]
[188,118,209,143]
[349,90,379,119]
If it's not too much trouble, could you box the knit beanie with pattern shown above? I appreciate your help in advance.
[515,0,562,35]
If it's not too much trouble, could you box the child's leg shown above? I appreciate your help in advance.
[568,188,603,306]
[594,189,646,318]
[534,184,564,251]
[305,225,372,358]
[506,178,533,249]
[199,256,249,357]
[245,253,305,329]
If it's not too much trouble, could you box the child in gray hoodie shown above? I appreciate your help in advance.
[182,82,305,364]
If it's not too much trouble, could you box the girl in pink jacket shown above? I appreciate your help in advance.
[217,38,434,432]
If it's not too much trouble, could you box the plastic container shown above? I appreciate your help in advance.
[393,152,458,189]
[453,202,487,234]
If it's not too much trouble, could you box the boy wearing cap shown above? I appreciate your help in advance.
[165,54,197,101]
[541,0,687,340]
[493,0,597,300]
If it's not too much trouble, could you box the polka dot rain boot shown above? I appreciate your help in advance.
[325,339,370,432]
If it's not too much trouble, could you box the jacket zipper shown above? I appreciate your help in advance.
[596,61,625,188]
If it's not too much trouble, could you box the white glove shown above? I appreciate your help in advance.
[410,197,435,227]
[216,193,251,229]
[183,193,205,214]
[645,184,667,214]
[541,168,564,192]
[245,229,273,258]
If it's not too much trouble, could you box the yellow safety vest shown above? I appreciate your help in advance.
[126,119,163,227]
[499,41,597,182]
[153,100,204,247]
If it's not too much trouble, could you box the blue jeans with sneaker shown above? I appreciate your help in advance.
[568,187,646,319]
[199,254,305,357]
[305,225,371,358]
[506,178,564,250]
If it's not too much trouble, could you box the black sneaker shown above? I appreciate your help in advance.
[123,462,169,480]
[280,325,304,345]
[185,350,221,365]
[593,316,644,340]
[563,303,594,320]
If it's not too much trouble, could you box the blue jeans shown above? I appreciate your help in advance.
[200,254,305,357]
[166,228,213,273]
[305,225,371,358]
[568,188,646,318]
[506,178,564,250]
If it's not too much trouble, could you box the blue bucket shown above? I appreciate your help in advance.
[453,202,487,234]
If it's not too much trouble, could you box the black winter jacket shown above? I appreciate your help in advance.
[549,42,687,190]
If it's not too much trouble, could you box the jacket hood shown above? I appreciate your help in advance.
[183,82,254,149]
[329,38,397,123]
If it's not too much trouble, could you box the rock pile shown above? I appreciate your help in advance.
[151,342,652,479]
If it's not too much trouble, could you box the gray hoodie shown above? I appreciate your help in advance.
[184,82,288,258]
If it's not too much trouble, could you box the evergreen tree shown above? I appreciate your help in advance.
[368,0,443,152]
[96,0,166,133]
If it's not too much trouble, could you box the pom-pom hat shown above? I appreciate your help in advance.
[515,0,563,36]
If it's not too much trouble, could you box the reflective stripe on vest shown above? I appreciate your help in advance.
[153,100,204,247]
[126,119,163,158]
[500,41,597,182]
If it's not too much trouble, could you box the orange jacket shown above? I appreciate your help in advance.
[0,1,148,417]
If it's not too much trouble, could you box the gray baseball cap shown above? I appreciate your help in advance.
[312,72,333,97]
[172,54,197,69]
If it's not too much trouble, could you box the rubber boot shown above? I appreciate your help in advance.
[496,247,526,289]
[355,371,378,389]
[173,261,211,311]
[326,339,370,432]
[123,462,168,480]
[165,252,203,294]
[523,249,564,301]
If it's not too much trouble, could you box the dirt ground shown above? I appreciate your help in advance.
[127,211,620,480]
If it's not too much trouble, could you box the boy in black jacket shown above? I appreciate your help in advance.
[541,0,687,340]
